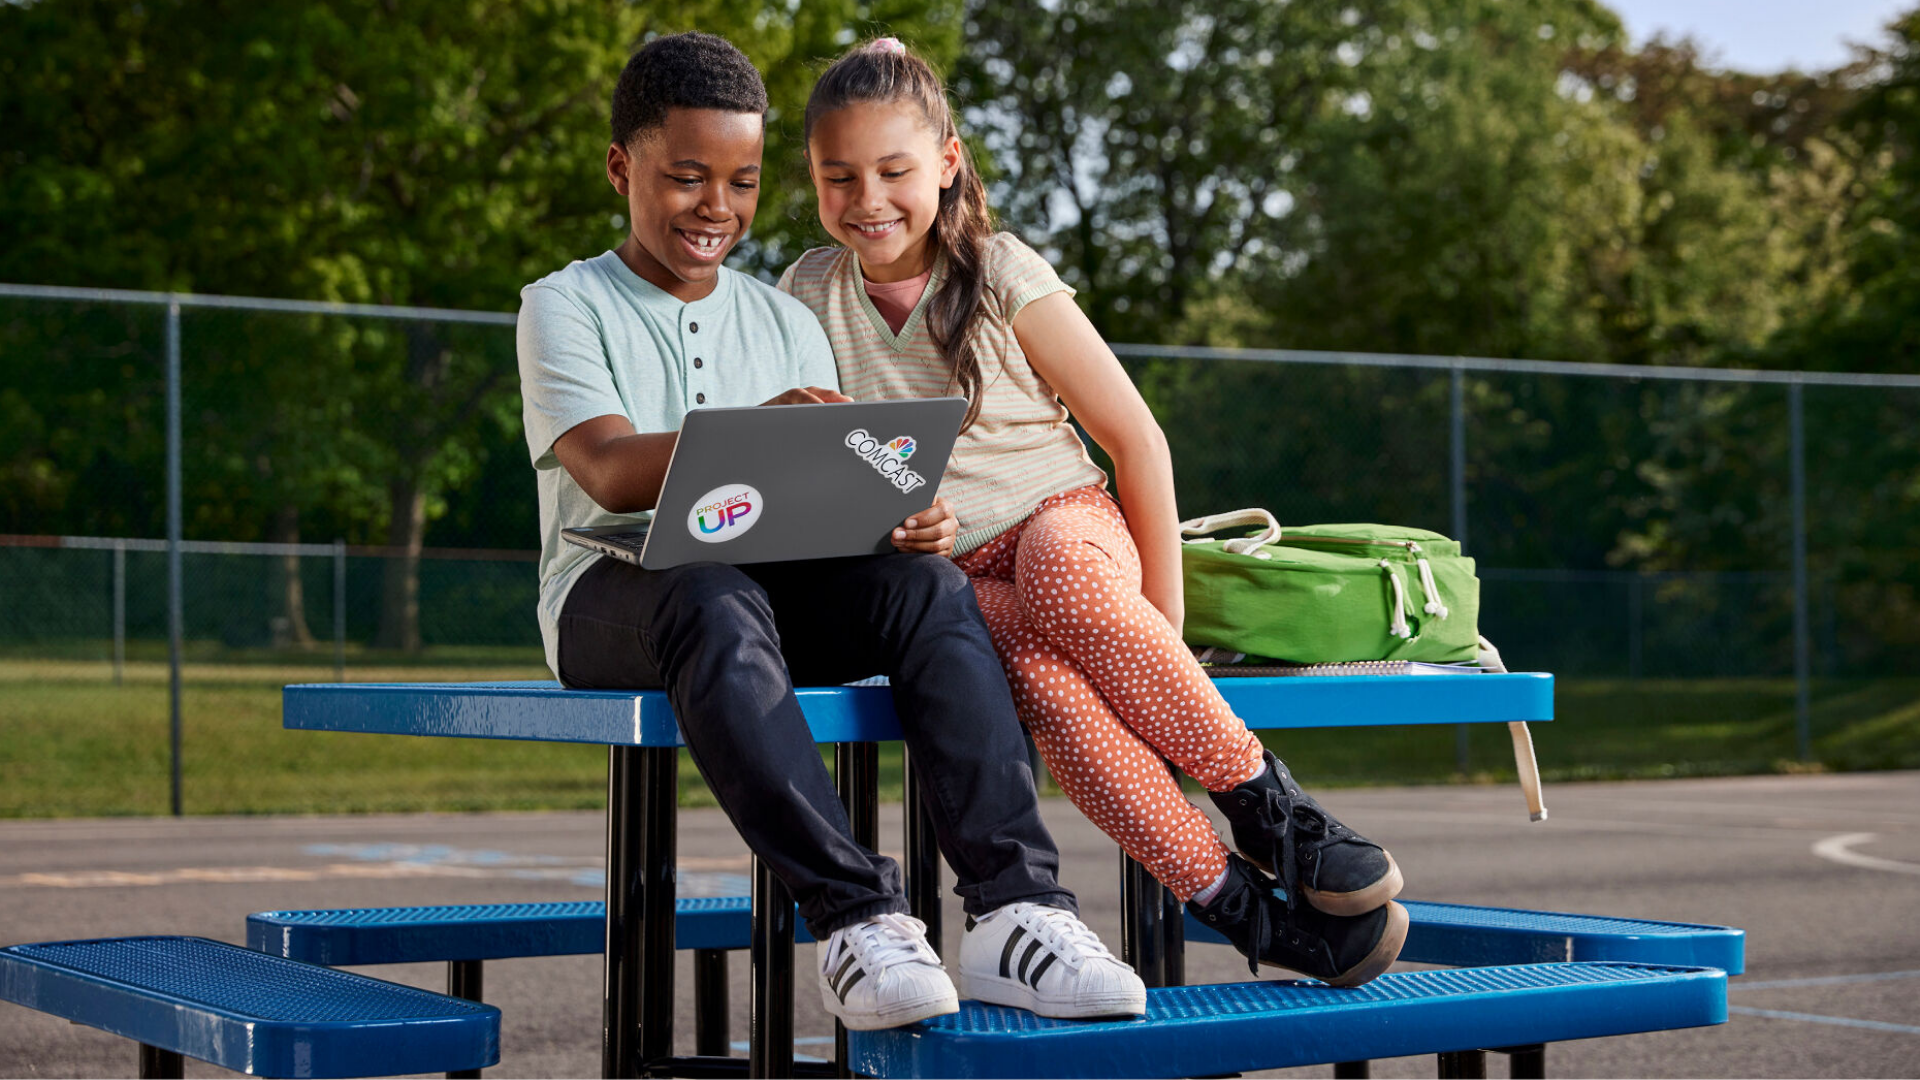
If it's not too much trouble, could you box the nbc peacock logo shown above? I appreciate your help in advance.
[845,429,929,493]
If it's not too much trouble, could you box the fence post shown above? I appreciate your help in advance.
[1790,381,1811,762]
[334,539,347,682]
[1628,574,1643,680]
[113,539,126,686]
[166,299,183,817]
[1451,364,1469,775]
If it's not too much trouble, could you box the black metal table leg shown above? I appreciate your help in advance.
[603,745,679,1079]
[138,1043,184,1079]
[639,746,679,1075]
[834,742,880,1078]
[694,949,730,1058]
[751,855,797,1078]
[1438,1049,1488,1078]
[1119,851,1168,987]
[1493,1043,1547,1079]
[448,960,485,1077]
[902,750,942,953]
[1158,758,1186,987]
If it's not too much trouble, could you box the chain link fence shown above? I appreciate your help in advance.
[5,284,1917,815]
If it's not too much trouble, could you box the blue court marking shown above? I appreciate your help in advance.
[730,1035,833,1061]
[1728,1006,1920,1035]
[1730,969,1920,992]
[294,844,752,893]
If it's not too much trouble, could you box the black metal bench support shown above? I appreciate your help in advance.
[1494,1043,1547,1079]
[448,959,485,1078]
[694,949,729,1057]
[751,855,796,1079]
[1439,1049,1488,1078]
[833,742,880,1078]
[903,751,942,952]
[138,1043,184,1080]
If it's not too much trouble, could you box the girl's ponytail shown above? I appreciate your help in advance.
[805,39,995,430]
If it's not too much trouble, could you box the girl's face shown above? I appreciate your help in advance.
[807,100,962,283]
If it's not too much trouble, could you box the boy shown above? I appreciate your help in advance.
[514,32,1145,1029]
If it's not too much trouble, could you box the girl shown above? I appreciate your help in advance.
[780,38,1408,989]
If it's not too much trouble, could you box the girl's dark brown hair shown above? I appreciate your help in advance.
[804,40,995,429]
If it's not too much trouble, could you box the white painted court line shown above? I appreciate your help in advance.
[1732,969,1920,991]
[1729,1006,1920,1036]
[1811,833,1920,876]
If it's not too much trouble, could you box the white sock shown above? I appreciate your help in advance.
[1190,866,1231,907]
[1244,759,1267,783]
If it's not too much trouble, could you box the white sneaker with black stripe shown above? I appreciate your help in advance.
[816,913,960,1031]
[956,903,1146,1019]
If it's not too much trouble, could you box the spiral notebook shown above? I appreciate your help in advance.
[1201,659,1486,677]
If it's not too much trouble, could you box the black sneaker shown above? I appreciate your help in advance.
[1210,750,1403,916]
[1190,855,1407,988]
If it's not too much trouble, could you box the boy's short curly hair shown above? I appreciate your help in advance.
[611,32,769,147]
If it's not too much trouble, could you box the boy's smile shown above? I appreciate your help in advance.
[607,108,764,302]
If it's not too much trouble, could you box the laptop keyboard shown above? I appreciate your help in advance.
[598,528,649,554]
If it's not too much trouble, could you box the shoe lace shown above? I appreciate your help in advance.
[845,913,941,970]
[1256,786,1348,901]
[1013,905,1120,970]
[1217,863,1273,978]
[1255,787,1305,917]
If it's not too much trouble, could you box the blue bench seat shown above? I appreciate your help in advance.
[248,896,1739,973]
[247,897,813,966]
[0,936,499,1079]
[845,962,1728,1079]
[1185,899,1746,974]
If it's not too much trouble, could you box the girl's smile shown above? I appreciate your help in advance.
[807,100,962,283]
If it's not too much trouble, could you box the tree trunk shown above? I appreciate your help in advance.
[270,504,317,648]
[373,475,426,652]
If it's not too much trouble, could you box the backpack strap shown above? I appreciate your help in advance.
[1178,509,1281,555]
[1480,635,1548,823]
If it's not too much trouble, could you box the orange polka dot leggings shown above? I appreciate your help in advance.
[955,485,1265,902]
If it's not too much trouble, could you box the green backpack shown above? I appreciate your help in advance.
[1179,510,1481,664]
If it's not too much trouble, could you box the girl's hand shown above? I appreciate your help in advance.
[892,497,958,557]
[761,386,854,406]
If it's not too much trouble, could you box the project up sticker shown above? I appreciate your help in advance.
[687,483,762,542]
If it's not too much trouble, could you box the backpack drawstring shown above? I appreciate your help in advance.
[1379,560,1413,639]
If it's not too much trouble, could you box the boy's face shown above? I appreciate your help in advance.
[607,107,764,303]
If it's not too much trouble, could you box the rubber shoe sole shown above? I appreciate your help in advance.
[1255,899,1410,988]
[819,981,959,1031]
[1247,849,1405,918]
[1303,852,1405,917]
[956,971,1146,1020]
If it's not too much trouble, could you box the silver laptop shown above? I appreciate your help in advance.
[563,397,967,570]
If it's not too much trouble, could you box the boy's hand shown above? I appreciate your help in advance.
[761,386,853,406]
[892,497,958,557]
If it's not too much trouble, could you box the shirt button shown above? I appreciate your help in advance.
[689,322,699,333]
[696,392,706,404]
[693,357,703,369]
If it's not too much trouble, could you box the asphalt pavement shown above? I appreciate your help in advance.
[2,771,1916,1078]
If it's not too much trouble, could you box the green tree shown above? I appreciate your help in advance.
[0,0,961,650]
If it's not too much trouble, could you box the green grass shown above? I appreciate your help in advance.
[3,647,1916,817]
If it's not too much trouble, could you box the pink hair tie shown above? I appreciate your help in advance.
[869,37,907,56]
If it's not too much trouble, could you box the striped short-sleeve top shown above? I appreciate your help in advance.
[779,232,1109,555]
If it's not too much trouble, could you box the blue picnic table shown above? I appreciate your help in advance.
[283,672,1555,1078]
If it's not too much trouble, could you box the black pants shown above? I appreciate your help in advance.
[558,551,1075,937]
